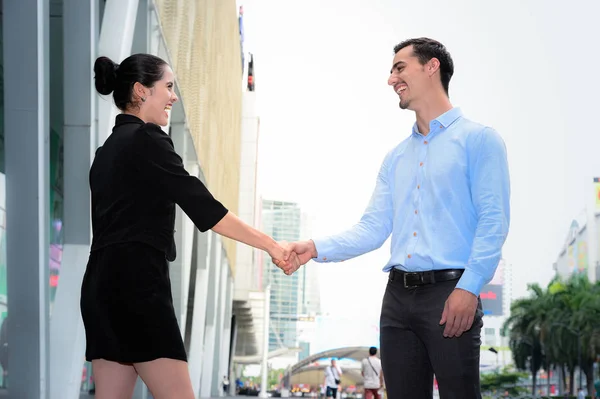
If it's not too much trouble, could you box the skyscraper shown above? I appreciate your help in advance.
[299,212,321,316]
[261,199,305,352]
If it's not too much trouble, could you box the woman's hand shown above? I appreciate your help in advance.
[269,241,303,275]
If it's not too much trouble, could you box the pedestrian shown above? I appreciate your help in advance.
[361,347,383,399]
[324,359,342,398]
[223,375,230,395]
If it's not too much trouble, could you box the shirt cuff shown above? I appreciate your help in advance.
[455,269,486,297]
[311,237,337,263]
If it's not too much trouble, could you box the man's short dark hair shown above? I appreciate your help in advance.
[369,347,377,356]
[393,38,454,95]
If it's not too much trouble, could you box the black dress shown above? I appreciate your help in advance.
[80,114,228,363]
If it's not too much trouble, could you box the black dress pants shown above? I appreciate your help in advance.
[380,273,483,399]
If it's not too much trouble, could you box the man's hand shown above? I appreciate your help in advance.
[272,240,317,275]
[439,288,478,338]
[268,240,303,276]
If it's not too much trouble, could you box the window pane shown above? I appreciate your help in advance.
[0,7,7,392]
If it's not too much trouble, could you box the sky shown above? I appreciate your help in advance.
[238,0,600,326]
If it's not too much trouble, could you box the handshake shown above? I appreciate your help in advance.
[268,240,318,276]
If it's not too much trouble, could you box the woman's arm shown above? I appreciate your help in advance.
[212,211,289,261]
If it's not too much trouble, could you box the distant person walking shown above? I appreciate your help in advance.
[223,375,230,395]
[324,359,342,398]
[361,347,383,399]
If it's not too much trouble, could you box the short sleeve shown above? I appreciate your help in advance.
[134,123,228,232]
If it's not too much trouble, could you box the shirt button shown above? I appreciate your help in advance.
[407,254,412,259]
[322,257,327,261]
[417,185,420,189]
[415,210,418,214]
[424,140,428,145]
[420,162,424,166]
[413,232,417,237]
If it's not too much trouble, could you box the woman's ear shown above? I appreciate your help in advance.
[133,82,148,101]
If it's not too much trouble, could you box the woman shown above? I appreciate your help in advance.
[81,53,292,399]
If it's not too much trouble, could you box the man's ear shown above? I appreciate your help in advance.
[427,58,440,77]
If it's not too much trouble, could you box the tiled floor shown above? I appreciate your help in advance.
[0,391,237,399]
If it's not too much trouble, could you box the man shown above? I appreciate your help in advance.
[324,359,342,398]
[361,347,383,399]
[276,38,510,398]
[222,375,230,395]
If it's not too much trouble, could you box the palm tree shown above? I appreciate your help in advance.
[504,274,600,396]
[565,274,600,395]
[503,285,546,396]
[537,279,574,395]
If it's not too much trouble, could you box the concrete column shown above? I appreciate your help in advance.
[218,276,234,395]
[199,235,222,398]
[48,1,97,398]
[96,0,139,146]
[188,230,211,398]
[211,258,229,397]
[3,0,51,397]
[131,0,149,54]
[228,314,238,396]
[169,120,194,332]
[147,1,162,56]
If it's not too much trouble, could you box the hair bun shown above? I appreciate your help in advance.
[94,56,119,95]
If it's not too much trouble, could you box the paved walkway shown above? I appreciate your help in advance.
[0,392,238,398]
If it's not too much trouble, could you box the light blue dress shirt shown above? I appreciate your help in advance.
[312,107,510,296]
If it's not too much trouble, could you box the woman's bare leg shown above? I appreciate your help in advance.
[134,358,195,399]
[92,359,138,399]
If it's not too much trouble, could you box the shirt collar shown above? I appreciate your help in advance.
[436,106,462,128]
[412,107,463,136]
[115,113,145,127]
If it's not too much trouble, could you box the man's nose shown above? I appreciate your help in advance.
[388,75,396,86]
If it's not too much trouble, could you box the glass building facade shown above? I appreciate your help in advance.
[0,10,6,388]
[261,199,306,351]
[0,1,81,392]
[0,1,243,398]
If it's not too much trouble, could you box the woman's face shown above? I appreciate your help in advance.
[138,65,178,126]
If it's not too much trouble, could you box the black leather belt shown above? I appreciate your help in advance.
[389,268,464,288]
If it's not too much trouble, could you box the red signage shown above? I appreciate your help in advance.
[480,291,497,300]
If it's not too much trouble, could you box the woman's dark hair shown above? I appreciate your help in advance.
[94,53,168,111]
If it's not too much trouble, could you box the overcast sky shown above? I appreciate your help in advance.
[238,0,600,329]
